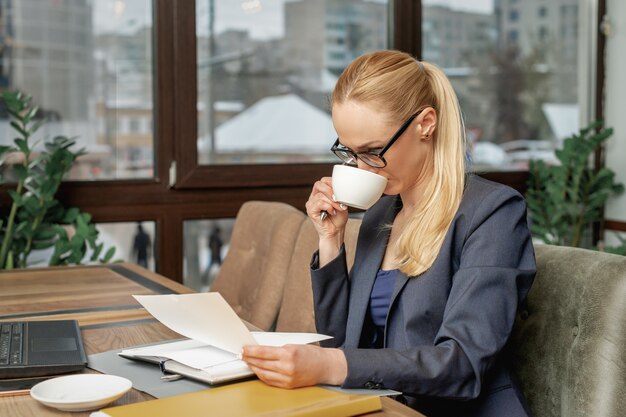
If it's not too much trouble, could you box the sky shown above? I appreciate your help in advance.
[93,0,494,38]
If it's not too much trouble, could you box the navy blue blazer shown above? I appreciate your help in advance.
[311,175,536,417]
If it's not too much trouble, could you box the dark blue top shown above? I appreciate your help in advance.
[368,268,399,348]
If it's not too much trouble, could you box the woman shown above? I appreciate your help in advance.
[242,50,536,417]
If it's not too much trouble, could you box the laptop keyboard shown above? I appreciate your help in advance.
[0,322,24,366]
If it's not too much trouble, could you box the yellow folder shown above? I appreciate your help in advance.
[97,380,382,417]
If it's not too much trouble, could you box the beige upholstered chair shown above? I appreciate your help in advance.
[510,245,626,417]
[211,201,306,330]
[274,217,361,333]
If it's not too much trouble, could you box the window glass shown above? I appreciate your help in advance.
[24,221,156,270]
[0,0,154,180]
[196,0,389,165]
[98,221,156,270]
[423,0,582,171]
[183,219,235,292]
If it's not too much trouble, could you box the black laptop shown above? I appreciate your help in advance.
[0,320,87,379]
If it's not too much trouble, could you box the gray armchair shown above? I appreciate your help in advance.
[510,245,626,417]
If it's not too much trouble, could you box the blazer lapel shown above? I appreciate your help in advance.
[389,271,410,311]
[344,196,401,348]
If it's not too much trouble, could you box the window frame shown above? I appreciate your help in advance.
[172,0,422,189]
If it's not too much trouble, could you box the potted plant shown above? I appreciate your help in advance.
[0,91,115,269]
[526,121,624,252]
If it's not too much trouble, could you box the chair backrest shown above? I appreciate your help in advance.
[212,201,306,330]
[510,244,626,417]
[275,217,362,332]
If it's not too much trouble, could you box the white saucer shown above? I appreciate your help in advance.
[30,374,132,412]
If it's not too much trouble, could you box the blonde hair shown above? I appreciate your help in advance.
[332,50,466,277]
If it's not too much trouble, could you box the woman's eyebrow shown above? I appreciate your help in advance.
[360,140,384,149]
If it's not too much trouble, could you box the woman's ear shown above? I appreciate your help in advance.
[418,107,438,140]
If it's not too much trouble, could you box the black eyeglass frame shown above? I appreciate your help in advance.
[330,109,424,168]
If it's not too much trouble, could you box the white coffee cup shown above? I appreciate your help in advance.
[331,164,388,210]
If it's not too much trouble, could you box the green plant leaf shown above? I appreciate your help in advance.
[75,213,89,237]
[0,145,16,156]
[82,212,92,224]
[10,120,30,138]
[21,194,41,216]
[24,106,39,123]
[14,220,31,237]
[13,137,29,154]
[7,190,23,206]
[101,247,116,263]
[32,240,56,250]
[13,164,28,181]
[62,208,80,224]
[29,119,45,136]
[90,243,104,262]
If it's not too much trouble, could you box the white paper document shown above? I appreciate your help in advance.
[122,293,332,384]
[134,293,258,354]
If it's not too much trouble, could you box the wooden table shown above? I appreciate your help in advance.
[0,263,423,417]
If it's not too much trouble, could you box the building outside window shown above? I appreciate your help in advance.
[538,6,548,17]
[195,0,388,166]
[423,0,583,171]
[0,0,154,180]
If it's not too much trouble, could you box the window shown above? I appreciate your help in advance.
[183,218,235,291]
[99,221,157,271]
[423,0,585,171]
[195,0,389,167]
[25,221,156,271]
[129,118,141,133]
[0,0,154,180]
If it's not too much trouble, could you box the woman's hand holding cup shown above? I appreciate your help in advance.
[306,178,349,266]
[306,177,349,240]
[307,166,387,266]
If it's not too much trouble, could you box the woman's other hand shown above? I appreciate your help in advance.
[242,344,347,389]
[305,177,348,265]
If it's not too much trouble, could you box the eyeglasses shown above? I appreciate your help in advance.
[330,110,423,168]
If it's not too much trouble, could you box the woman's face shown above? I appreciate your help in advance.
[331,100,435,196]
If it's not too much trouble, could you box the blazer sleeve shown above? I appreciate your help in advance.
[340,188,536,399]
[310,245,350,348]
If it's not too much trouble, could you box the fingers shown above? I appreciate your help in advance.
[242,345,298,375]
[242,349,297,385]
[247,364,293,388]
[306,178,346,221]
[242,345,324,389]
[242,345,283,360]
[313,193,341,217]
